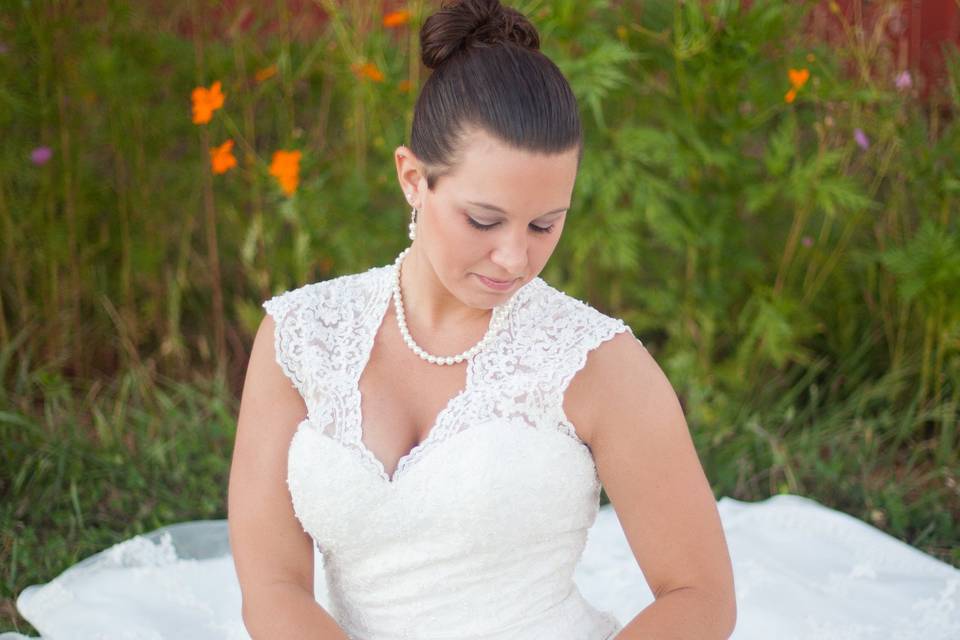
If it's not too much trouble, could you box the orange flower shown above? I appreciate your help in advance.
[784,68,809,104]
[191,81,225,125]
[383,10,410,28]
[398,79,412,93]
[788,68,810,90]
[255,65,277,83]
[269,150,302,197]
[352,61,385,82]
[210,140,237,174]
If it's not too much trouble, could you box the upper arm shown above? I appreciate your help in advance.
[228,312,315,617]
[564,332,736,618]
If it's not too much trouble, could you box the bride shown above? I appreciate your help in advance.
[231,0,737,637]
[8,1,960,639]
[230,1,737,638]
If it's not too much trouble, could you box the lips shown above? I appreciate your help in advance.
[475,273,518,291]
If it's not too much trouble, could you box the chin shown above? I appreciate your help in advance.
[465,287,500,307]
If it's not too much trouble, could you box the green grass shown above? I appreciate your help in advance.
[1,360,237,635]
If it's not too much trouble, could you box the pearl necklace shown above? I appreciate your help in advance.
[392,247,516,366]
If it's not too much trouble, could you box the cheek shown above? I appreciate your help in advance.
[534,238,557,264]
[441,214,469,249]
[538,221,564,251]
[530,228,563,268]
[429,209,479,269]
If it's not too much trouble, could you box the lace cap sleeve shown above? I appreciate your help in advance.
[262,287,311,396]
[558,302,638,396]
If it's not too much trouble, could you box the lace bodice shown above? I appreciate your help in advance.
[262,263,636,640]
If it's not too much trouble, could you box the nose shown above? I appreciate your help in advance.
[489,226,528,277]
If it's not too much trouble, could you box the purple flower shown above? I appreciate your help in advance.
[801,236,813,248]
[895,70,912,90]
[31,146,53,165]
[0,41,8,55]
[853,128,870,150]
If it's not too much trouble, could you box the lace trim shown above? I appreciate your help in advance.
[264,266,638,484]
[262,287,309,396]
[548,286,638,445]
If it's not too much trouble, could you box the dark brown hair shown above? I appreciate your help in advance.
[410,0,583,190]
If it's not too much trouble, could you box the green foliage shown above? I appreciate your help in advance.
[880,220,960,317]
[1,0,959,632]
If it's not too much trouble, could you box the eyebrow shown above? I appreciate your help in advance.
[466,200,569,217]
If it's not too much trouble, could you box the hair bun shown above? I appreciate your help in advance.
[420,0,540,70]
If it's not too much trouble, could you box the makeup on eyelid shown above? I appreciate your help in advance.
[466,215,555,234]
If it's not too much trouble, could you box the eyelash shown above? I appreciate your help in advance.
[466,216,554,234]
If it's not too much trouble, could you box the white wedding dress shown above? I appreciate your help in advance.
[6,263,960,639]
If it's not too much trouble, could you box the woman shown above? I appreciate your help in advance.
[229,1,736,638]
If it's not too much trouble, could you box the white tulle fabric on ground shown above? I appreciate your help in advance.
[8,494,960,640]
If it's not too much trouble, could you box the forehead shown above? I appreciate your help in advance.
[441,128,579,207]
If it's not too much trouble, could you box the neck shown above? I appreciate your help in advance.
[399,244,491,332]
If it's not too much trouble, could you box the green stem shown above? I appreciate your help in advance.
[233,40,269,299]
[192,1,226,377]
[774,203,808,295]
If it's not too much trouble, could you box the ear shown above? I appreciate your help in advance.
[395,146,426,208]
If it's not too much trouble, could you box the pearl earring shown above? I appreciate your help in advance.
[403,191,418,241]
[408,206,418,241]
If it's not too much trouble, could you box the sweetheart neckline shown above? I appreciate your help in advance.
[354,385,472,484]
[291,415,596,489]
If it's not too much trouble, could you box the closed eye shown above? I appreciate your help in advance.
[466,216,554,234]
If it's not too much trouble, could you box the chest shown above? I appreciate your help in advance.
[357,310,477,480]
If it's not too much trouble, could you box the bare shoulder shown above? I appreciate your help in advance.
[244,313,307,414]
[563,329,667,448]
